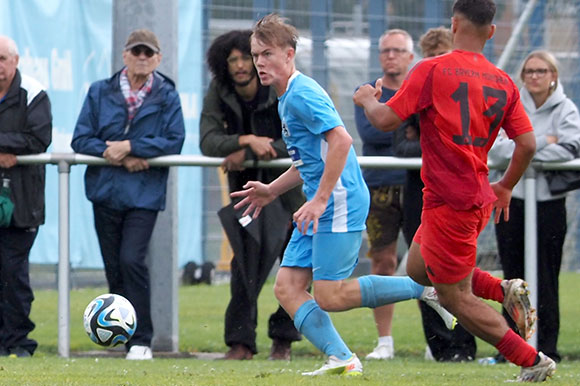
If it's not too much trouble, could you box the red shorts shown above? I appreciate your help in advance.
[413,204,492,284]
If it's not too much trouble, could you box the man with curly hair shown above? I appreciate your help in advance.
[200,30,303,361]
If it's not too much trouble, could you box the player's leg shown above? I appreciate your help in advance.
[274,229,361,376]
[434,275,555,381]
[311,232,453,330]
[423,204,555,381]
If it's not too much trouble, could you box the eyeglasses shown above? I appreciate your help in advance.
[227,54,252,65]
[523,68,550,78]
[380,47,408,56]
[130,45,157,58]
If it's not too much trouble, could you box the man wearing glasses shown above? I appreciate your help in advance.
[353,29,415,361]
[71,29,185,360]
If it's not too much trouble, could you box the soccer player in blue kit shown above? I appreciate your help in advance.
[231,13,455,376]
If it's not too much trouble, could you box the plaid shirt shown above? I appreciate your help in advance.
[120,67,153,123]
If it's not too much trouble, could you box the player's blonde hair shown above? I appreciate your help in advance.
[252,13,298,50]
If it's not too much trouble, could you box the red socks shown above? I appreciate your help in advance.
[472,267,504,302]
[496,329,537,367]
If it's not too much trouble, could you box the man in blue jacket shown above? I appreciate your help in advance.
[71,29,185,360]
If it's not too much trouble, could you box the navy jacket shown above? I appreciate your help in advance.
[354,81,406,187]
[71,69,185,211]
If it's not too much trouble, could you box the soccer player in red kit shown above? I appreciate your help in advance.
[354,0,556,382]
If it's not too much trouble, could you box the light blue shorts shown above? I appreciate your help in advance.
[281,227,362,281]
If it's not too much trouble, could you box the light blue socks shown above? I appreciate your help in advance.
[358,275,424,308]
[294,299,352,360]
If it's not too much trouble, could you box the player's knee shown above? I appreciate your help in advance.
[313,293,334,311]
[313,291,341,312]
[273,280,290,303]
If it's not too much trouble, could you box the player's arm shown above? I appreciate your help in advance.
[231,165,302,218]
[491,131,536,223]
[293,126,351,234]
[268,165,304,197]
[353,79,402,132]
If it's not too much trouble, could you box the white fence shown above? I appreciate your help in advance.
[15,153,580,356]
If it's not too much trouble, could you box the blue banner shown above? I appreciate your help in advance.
[0,0,203,268]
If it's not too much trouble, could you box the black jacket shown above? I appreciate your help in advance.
[200,79,303,212]
[0,70,52,228]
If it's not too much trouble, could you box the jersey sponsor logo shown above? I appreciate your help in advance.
[288,146,303,167]
[282,121,290,137]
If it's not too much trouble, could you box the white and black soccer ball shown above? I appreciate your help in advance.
[83,293,137,347]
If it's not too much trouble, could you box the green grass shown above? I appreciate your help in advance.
[1,273,579,384]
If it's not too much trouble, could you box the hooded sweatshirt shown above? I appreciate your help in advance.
[489,82,580,201]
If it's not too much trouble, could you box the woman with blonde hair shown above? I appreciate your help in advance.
[489,50,580,363]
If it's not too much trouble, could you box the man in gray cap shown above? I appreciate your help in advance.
[71,28,185,360]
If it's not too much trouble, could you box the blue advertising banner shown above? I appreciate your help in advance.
[0,0,203,268]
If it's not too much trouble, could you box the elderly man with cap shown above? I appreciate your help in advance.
[71,29,185,360]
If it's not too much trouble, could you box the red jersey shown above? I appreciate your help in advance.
[387,50,533,211]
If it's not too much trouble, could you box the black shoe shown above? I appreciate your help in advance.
[9,347,32,358]
[222,344,253,360]
[494,352,507,363]
[268,339,291,360]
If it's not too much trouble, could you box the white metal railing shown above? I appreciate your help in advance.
[15,153,580,356]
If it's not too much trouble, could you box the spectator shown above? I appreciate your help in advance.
[354,28,414,360]
[394,26,477,362]
[489,50,580,363]
[354,0,557,381]
[71,29,185,360]
[200,29,303,361]
[0,35,52,358]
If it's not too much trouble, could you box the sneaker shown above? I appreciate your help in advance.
[8,347,32,358]
[302,354,363,376]
[126,345,152,360]
[365,342,394,360]
[501,279,537,340]
[517,352,556,382]
[424,345,435,361]
[420,287,457,330]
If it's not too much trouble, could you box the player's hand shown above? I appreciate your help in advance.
[221,149,246,172]
[353,79,383,107]
[491,181,512,223]
[546,134,558,144]
[248,135,277,160]
[374,77,383,99]
[293,197,326,234]
[231,181,276,219]
[103,140,131,164]
[122,156,149,172]
[0,153,17,168]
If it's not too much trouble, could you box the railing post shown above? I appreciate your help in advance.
[57,159,71,358]
[523,166,538,348]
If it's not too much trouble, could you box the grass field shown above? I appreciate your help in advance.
[1,273,580,384]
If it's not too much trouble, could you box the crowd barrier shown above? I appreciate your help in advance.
[15,153,580,356]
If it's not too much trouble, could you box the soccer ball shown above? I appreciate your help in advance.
[83,293,137,347]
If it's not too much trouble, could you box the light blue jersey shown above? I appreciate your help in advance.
[278,72,369,234]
